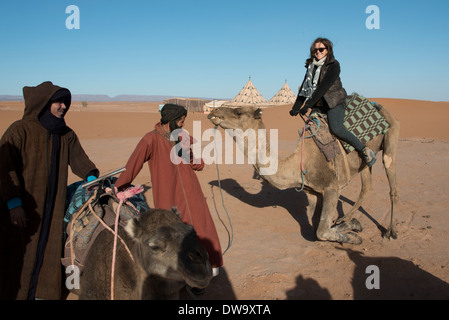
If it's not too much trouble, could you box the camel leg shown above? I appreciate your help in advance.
[316,189,362,245]
[306,192,318,217]
[336,167,372,225]
[382,144,399,240]
[378,107,400,239]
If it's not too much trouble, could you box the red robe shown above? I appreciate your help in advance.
[115,123,223,268]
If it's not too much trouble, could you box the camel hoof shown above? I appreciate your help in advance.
[342,232,363,245]
[382,227,398,240]
[349,218,363,233]
[333,218,363,233]
[318,230,362,245]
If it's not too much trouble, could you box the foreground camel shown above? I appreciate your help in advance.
[208,105,400,244]
[79,207,212,299]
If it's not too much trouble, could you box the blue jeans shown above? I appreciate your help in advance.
[326,103,365,152]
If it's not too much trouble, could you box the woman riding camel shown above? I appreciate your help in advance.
[289,37,376,167]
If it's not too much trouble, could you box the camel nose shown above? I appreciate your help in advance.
[189,247,207,263]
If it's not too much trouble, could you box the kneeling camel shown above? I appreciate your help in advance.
[208,105,400,244]
[79,207,212,299]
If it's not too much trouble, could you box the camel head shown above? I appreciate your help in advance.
[125,207,212,290]
[208,106,263,131]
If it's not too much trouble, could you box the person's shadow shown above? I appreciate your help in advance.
[344,248,449,299]
[284,248,449,300]
[285,274,332,299]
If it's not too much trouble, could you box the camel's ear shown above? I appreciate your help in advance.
[254,108,262,119]
[170,207,181,218]
[125,218,140,240]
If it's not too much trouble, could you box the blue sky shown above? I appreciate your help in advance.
[1,0,448,101]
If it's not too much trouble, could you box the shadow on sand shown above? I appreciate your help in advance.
[179,267,237,300]
[343,248,449,299]
[206,177,449,300]
[276,248,449,300]
[208,177,316,242]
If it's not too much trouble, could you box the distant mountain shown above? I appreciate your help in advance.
[0,95,23,101]
[71,95,178,102]
[0,94,215,102]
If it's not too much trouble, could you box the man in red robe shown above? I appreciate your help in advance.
[115,104,223,274]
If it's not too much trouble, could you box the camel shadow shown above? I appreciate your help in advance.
[208,176,317,242]
[209,172,386,242]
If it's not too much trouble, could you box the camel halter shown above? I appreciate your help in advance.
[110,186,143,300]
[213,125,233,256]
[175,126,234,257]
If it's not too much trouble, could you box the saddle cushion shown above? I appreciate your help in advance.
[341,93,390,153]
[306,93,390,159]
[62,177,149,273]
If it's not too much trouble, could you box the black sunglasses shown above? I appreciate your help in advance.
[314,47,327,53]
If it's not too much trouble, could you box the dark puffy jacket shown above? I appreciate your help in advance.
[292,55,347,111]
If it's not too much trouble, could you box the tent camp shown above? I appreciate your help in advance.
[203,100,229,113]
[162,97,211,112]
[224,76,271,107]
[269,80,297,105]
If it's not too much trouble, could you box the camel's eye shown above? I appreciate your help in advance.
[147,238,166,252]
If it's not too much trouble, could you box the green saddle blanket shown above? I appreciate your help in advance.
[341,93,390,153]
[307,93,390,157]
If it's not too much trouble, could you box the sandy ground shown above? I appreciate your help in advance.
[1,98,449,300]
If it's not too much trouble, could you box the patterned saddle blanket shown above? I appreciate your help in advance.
[62,177,149,273]
[304,93,390,161]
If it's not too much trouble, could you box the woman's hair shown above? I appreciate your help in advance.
[306,37,334,64]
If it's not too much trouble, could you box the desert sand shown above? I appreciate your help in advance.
[1,98,449,300]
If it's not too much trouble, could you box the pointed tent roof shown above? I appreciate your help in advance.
[226,76,270,107]
[269,80,297,105]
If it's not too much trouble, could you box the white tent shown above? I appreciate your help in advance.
[225,76,270,107]
[203,100,229,113]
[204,100,229,109]
[269,80,297,105]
